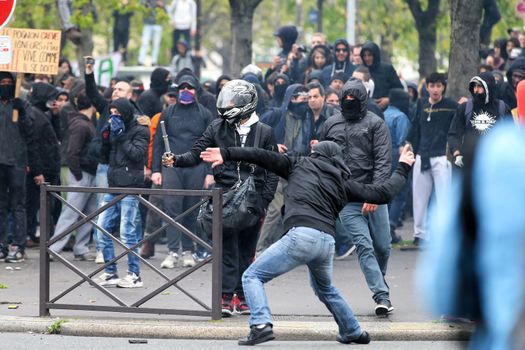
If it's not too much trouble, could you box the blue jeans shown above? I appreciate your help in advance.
[339,203,391,302]
[97,194,141,275]
[242,226,362,340]
[138,24,162,65]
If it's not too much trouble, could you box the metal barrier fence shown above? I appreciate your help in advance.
[39,184,223,320]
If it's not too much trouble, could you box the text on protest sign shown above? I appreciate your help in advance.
[0,28,61,75]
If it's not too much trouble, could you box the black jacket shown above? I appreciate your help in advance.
[0,99,36,170]
[319,79,392,184]
[498,56,525,110]
[360,41,403,99]
[447,71,512,155]
[67,112,98,178]
[30,107,61,177]
[152,102,214,173]
[85,72,143,161]
[407,97,457,158]
[29,83,61,177]
[174,118,279,208]
[220,145,410,236]
[100,99,150,188]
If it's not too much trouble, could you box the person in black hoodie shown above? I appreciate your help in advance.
[175,68,218,118]
[50,94,99,259]
[138,67,171,118]
[0,72,38,262]
[215,74,232,98]
[26,83,62,245]
[266,73,289,109]
[265,25,299,82]
[162,80,279,317]
[448,71,511,168]
[360,41,403,110]
[319,78,394,316]
[198,141,415,346]
[497,56,525,111]
[321,39,355,87]
[151,74,214,269]
[95,98,150,289]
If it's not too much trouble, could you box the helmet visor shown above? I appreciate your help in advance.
[217,85,253,109]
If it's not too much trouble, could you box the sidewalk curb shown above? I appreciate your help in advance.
[0,316,473,341]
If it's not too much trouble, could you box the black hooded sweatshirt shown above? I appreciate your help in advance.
[101,98,150,188]
[360,41,403,99]
[447,71,511,155]
[498,56,525,110]
[319,78,392,185]
[29,83,61,178]
[175,68,218,118]
[218,141,410,236]
[138,67,170,118]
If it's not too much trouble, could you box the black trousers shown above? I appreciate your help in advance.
[222,219,262,294]
[26,173,61,240]
[0,165,27,250]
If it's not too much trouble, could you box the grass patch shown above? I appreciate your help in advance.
[0,284,7,289]
[47,319,67,334]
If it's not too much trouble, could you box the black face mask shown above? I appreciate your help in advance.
[274,84,288,99]
[0,84,14,101]
[341,99,361,120]
[473,93,486,105]
[289,101,309,117]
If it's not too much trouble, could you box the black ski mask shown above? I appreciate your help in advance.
[274,84,288,100]
[0,84,14,100]
[473,93,487,105]
[341,98,361,120]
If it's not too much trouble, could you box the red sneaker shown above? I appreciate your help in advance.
[236,292,250,315]
[222,293,234,317]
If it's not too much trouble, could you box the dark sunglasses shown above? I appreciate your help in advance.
[178,84,194,90]
[335,48,348,53]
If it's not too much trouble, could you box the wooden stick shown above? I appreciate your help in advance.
[12,72,23,122]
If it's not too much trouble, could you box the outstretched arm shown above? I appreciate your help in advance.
[200,147,295,179]
[345,145,415,203]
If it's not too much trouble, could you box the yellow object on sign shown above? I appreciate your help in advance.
[0,28,61,75]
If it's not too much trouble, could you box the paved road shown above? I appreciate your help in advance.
[0,219,432,323]
[0,333,468,350]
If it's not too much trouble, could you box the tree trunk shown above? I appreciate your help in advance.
[229,0,263,77]
[404,0,440,79]
[447,0,483,101]
[418,28,437,79]
[317,0,323,32]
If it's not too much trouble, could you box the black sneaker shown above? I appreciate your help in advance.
[336,331,371,344]
[5,246,26,263]
[222,293,235,317]
[375,299,394,316]
[238,323,274,346]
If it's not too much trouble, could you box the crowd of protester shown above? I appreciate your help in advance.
[2,1,525,345]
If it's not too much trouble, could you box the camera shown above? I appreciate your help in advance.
[84,56,95,65]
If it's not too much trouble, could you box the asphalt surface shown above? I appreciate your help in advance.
[0,218,473,341]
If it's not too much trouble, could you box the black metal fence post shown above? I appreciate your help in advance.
[39,183,50,317]
[211,188,223,320]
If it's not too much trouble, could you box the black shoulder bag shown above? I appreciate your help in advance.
[197,123,262,237]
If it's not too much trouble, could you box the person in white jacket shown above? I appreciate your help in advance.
[167,0,197,55]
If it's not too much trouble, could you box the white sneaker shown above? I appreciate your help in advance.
[95,251,104,264]
[117,272,143,288]
[181,250,196,267]
[95,272,120,287]
[160,251,178,269]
